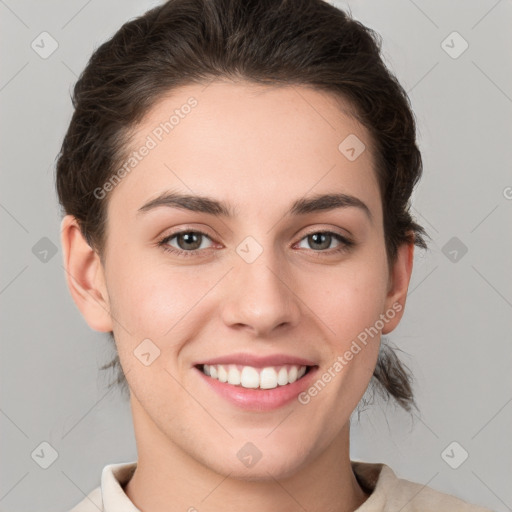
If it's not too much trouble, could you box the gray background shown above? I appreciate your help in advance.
[1,0,511,511]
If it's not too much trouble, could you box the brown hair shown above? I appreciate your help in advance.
[56,0,428,413]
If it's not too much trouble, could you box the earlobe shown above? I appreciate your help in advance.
[381,241,415,335]
[60,215,113,332]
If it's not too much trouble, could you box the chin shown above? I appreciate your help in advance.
[197,439,314,482]
[221,458,308,482]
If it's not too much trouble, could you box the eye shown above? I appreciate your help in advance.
[157,229,354,258]
[158,230,214,256]
[296,231,354,254]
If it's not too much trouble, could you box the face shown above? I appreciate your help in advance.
[71,80,412,479]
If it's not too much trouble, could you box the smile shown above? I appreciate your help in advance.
[194,353,318,410]
[200,364,309,389]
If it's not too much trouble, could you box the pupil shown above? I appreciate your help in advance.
[310,233,330,250]
[180,232,201,250]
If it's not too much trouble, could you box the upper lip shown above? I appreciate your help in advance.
[194,352,317,368]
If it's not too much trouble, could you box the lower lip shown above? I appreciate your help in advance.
[195,366,318,411]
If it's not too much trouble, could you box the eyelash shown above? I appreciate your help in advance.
[157,229,355,258]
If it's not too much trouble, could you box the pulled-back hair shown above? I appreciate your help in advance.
[55,0,428,413]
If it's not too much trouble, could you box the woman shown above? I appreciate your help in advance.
[56,0,493,510]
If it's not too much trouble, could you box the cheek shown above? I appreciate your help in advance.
[305,246,389,401]
[108,257,215,338]
[297,267,387,424]
[105,264,211,394]
[319,264,389,344]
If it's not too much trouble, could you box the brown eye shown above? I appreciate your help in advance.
[307,233,332,250]
[175,232,204,250]
[297,231,353,252]
[158,230,214,256]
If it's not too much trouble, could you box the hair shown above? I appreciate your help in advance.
[55,0,429,414]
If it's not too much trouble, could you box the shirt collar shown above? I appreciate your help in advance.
[101,461,139,512]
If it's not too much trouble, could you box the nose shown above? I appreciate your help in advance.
[220,246,302,337]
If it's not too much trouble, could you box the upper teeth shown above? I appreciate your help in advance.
[202,364,307,389]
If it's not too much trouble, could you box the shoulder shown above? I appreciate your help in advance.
[351,461,493,511]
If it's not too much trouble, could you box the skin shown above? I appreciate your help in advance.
[61,80,414,512]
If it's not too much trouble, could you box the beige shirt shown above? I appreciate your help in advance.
[69,460,493,512]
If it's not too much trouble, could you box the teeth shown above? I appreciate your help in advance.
[241,366,260,388]
[201,364,309,389]
[277,367,288,385]
[217,365,228,383]
[260,367,278,389]
[227,364,241,385]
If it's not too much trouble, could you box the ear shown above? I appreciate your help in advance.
[60,215,113,332]
[381,240,415,335]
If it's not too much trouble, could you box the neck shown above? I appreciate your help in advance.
[124,395,369,512]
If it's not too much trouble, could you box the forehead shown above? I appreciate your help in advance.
[107,80,381,222]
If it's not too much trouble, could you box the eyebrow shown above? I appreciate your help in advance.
[137,190,372,222]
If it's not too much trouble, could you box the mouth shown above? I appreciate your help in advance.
[194,360,319,411]
[196,363,314,390]
[193,352,319,410]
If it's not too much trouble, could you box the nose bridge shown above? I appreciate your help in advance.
[221,235,301,335]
